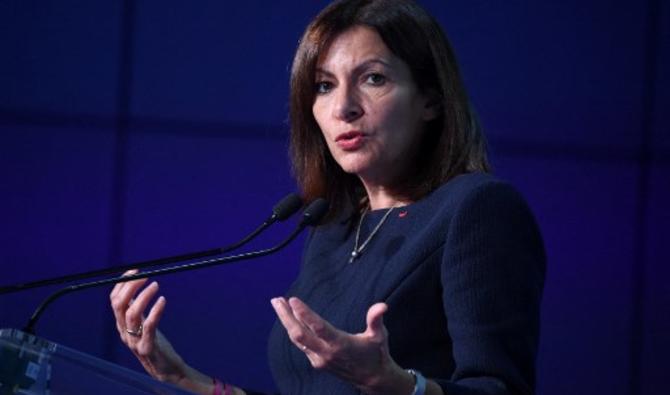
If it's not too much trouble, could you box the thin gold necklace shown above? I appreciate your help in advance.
[349,206,396,263]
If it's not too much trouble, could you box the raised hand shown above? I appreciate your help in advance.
[271,297,415,395]
[109,271,213,394]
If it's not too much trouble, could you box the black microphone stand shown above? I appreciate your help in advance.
[0,193,302,295]
[23,198,328,335]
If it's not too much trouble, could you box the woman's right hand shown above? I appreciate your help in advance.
[109,270,213,394]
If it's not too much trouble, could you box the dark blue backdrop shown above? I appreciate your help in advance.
[0,1,667,394]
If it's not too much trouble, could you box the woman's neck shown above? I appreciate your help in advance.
[361,181,412,210]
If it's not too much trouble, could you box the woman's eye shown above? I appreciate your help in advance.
[365,73,386,86]
[315,81,333,94]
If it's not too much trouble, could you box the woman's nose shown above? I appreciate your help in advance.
[333,85,363,122]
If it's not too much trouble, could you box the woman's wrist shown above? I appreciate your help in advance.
[170,366,246,395]
[360,363,444,395]
[170,364,217,395]
[359,362,414,395]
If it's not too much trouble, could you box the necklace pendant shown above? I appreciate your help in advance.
[350,206,395,264]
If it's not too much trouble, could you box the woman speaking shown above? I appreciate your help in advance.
[109,1,546,394]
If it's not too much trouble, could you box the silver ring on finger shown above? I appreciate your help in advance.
[126,323,143,337]
[301,344,308,351]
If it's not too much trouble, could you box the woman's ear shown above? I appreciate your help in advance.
[421,91,441,121]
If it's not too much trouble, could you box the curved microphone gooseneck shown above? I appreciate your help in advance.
[0,193,303,295]
[23,198,329,335]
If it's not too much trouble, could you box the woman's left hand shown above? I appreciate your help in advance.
[270,297,414,395]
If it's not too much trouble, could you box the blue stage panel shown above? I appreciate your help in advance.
[0,125,116,357]
[429,0,648,150]
[0,1,122,116]
[640,163,670,393]
[651,0,669,155]
[118,125,297,261]
[493,155,638,395]
[129,1,329,126]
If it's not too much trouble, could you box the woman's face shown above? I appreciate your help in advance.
[312,25,435,186]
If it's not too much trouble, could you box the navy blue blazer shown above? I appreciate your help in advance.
[265,173,546,395]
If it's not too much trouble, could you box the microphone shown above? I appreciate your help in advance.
[0,193,303,295]
[22,198,329,335]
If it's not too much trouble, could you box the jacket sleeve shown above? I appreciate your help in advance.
[436,181,546,395]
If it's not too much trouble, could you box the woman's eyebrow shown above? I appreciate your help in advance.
[314,67,335,78]
[315,58,393,78]
[354,58,393,71]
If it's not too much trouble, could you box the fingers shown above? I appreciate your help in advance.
[136,295,166,357]
[125,281,160,335]
[109,270,163,345]
[365,302,388,337]
[110,269,138,307]
[110,269,137,299]
[272,297,395,384]
[271,297,329,353]
[288,297,339,343]
[110,270,147,334]
[142,295,166,342]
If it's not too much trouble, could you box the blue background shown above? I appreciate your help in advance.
[0,0,668,394]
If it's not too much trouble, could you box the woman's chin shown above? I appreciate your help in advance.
[336,160,371,177]
[335,148,376,167]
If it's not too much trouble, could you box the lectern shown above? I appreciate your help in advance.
[0,328,193,394]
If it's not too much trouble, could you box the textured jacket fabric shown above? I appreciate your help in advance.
[265,172,546,395]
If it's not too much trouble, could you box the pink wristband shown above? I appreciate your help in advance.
[212,378,223,395]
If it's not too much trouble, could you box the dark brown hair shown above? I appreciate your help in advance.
[289,0,489,219]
